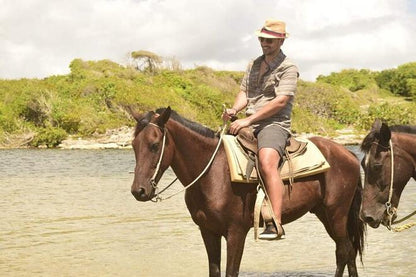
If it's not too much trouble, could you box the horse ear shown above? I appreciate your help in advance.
[379,122,391,145]
[124,104,142,122]
[157,106,171,127]
[371,119,382,132]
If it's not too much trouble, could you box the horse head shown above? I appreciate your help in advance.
[360,119,413,228]
[130,107,174,201]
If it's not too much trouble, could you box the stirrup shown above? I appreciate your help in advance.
[258,222,285,240]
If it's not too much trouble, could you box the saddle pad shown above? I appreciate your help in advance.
[222,135,330,183]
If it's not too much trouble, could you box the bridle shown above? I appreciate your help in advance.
[367,141,395,229]
[370,139,416,231]
[365,141,395,229]
[146,122,169,202]
[385,139,396,230]
[142,122,226,202]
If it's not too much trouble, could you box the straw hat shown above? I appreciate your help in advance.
[255,19,289,39]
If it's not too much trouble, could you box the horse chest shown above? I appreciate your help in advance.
[185,194,229,227]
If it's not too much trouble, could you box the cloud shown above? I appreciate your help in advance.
[0,0,415,81]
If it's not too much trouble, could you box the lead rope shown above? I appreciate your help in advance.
[386,139,416,232]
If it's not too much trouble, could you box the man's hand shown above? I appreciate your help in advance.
[222,108,237,121]
[229,118,251,135]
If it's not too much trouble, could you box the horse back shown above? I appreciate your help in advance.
[309,136,359,170]
[308,136,361,203]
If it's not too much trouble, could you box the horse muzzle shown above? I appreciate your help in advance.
[131,185,155,202]
[360,209,397,229]
[361,214,381,228]
[360,209,383,228]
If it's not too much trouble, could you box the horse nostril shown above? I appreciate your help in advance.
[363,216,375,224]
[131,187,146,200]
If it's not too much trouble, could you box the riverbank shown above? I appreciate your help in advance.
[56,126,364,149]
[57,126,133,149]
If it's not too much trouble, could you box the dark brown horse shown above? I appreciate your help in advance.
[131,107,365,277]
[360,119,416,229]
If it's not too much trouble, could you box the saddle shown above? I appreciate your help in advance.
[235,127,307,182]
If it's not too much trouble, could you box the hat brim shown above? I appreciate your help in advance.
[255,29,289,39]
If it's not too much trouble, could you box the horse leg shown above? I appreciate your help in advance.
[336,238,358,277]
[200,228,222,277]
[224,228,248,277]
[314,207,358,277]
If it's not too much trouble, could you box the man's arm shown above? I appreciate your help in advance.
[228,94,291,134]
[222,90,248,121]
[246,94,292,123]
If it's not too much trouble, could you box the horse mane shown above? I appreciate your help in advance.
[361,123,416,153]
[389,124,416,134]
[133,111,154,137]
[155,108,217,138]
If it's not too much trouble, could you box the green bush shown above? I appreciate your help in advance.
[30,127,67,148]
[295,81,361,126]
[317,69,377,92]
[357,102,416,130]
[375,62,416,97]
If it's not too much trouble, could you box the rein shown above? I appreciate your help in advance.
[375,140,416,232]
[147,122,227,202]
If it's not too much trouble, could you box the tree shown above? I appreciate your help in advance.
[130,50,162,73]
[375,62,416,97]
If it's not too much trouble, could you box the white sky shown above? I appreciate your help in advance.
[1,0,415,81]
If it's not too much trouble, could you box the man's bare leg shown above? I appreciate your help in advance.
[258,147,285,240]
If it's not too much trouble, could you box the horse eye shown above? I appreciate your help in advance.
[150,143,159,153]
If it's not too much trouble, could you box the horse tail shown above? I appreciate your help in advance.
[347,174,366,264]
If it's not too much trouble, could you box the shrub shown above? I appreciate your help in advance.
[295,81,361,126]
[375,62,416,97]
[317,69,377,92]
[30,127,67,148]
[357,102,416,130]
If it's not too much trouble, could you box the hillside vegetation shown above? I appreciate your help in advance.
[0,55,415,148]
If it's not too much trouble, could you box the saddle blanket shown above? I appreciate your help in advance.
[222,135,330,183]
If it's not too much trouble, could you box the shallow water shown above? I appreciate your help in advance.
[0,147,415,276]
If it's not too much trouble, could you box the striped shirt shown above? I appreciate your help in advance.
[240,50,298,131]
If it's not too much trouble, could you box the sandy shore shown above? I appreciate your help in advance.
[57,126,364,149]
[57,126,134,149]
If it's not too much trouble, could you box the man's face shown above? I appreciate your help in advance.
[258,37,284,56]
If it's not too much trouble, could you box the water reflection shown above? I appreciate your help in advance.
[0,147,415,276]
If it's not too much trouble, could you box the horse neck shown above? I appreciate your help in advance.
[393,133,416,157]
[392,133,416,179]
[166,120,219,185]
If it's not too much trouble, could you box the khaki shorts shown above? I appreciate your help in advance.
[255,125,290,159]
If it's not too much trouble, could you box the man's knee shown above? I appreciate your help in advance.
[258,157,280,176]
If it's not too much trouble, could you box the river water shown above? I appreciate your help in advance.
[0,147,415,276]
